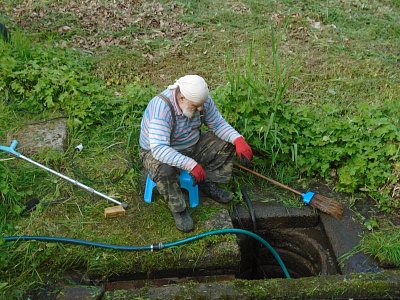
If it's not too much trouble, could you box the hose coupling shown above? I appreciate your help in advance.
[150,242,164,251]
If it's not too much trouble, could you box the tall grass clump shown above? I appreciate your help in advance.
[359,228,400,267]
[340,228,400,268]
[215,27,400,208]
[216,29,300,167]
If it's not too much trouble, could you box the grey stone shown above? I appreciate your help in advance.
[204,208,234,229]
[56,285,104,300]
[9,117,68,154]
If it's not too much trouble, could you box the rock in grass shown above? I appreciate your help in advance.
[56,285,104,300]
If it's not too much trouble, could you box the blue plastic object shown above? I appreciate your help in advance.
[144,174,157,204]
[302,191,315,204]
[144,170,199,208]
[0,140,20,157]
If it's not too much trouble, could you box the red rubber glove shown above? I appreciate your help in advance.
[234,136,253,162]
[190,164,206,184]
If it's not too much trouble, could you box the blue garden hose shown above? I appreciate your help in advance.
[4,228,291,279]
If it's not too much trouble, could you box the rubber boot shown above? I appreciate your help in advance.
[172,209,194,232]
[199,181,233,204]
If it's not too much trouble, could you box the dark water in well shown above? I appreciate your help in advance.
[237,226,340,279]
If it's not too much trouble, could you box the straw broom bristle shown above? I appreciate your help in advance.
[310,194,344,219]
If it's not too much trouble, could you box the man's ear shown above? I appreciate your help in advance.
[176,87,185,100]
[176,91,185,103]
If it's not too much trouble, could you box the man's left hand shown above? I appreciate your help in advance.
[190,164,206,184]
[233,136,253,162]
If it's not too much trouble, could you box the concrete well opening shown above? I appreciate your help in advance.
[236,227,340,279]
[232,201,340,279]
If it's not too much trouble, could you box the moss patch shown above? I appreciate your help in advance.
[104,270,400,299]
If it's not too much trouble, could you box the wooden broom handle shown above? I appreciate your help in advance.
[234,163,302,196]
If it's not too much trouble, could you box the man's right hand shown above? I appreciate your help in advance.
[190,164,206,184]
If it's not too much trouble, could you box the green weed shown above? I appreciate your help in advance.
[340,227,400,268]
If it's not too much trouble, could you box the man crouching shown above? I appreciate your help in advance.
[139,75,253,232]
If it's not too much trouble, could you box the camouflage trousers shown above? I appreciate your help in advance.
[139,131,235,213]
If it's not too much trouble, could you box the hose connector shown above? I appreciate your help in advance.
[151,242,164,251]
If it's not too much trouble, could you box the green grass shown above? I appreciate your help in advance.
[340,227,400,268]
[1,0,400,297]
[360,228,400,267]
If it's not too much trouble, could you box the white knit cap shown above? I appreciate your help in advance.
[168,75,209,104]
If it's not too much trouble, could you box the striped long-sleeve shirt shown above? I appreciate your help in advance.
[139,89,241,172]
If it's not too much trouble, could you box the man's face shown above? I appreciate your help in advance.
[176,91,203,119]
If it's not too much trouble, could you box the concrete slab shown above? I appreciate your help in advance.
[320,206,380,274]
[232,202,319,230]
[103,270,400,300]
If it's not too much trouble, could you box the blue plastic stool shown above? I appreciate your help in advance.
[144,170,199,208]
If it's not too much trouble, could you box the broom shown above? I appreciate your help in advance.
[234,163,343,219]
